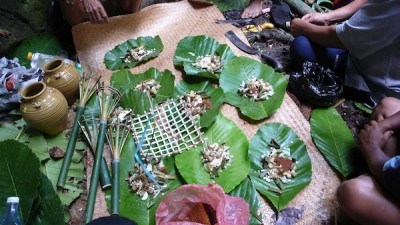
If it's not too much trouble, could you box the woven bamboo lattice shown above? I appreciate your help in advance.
[130,97,203,161]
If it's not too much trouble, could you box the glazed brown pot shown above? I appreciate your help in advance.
[20,82,68,136]
[43,59,79,105]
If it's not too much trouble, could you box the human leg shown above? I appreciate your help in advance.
[118,0,143,13]
[290,35,347,73]
[241,0,263,18]
[337,174,400,225]
[57,0,89,26]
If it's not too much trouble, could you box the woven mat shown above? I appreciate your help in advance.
[72,1,340,224]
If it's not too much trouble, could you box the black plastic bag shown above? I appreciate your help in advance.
[289,61,343,107]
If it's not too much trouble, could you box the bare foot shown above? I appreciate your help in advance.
[241,0,263,18]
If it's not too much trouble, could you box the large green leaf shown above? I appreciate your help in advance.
[220,56,288,120]
[174,79,225,127]
[104,36,164,70]
[310,107,356,178]
[105,135,184,225]
[175,112,249,193]
[248,123,312,212]
[7,32,65,68]
[40,158,84,207]
[111,68,175,114]
[173,35,236,79]
[29,173,64,225]
[229,177,263,225]
[0,140,41,224]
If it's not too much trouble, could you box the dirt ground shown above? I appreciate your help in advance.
[66,1,370,224]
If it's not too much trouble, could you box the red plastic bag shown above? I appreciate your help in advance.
[156,183,250,225]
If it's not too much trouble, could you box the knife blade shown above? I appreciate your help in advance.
[225,30,283,72]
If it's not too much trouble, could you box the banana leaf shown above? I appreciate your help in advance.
[104,36,164,70]
[207,0,250,11]
[110,68,175,115]
[40,158,84,207]
[175,112,249,193]
[0,140,40,224]
[248,123,312,212]
[219,56,288,120]
[105,135,184,225]
[310,107,356,178]
[173,35,235,79]
[174,79,225,127]
[229,177,263,225]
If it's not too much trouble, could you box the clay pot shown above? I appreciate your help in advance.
[43,59,80,105]
[20,82,68,136]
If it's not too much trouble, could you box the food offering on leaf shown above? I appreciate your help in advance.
[179,90,212,117]
[134,79,161,96]
[126,161,174,200]
[192,54,222,74]
[121,45,155,63]
[238,76,274,101]
[173,35,235,79]
[104,35,164,70]
[260,139,296,194]
[201,141,232,179]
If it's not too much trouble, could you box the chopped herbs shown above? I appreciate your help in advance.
[238,76,274,101]
[201,142,232,179]
[122,45,155,63]
[260,139,296,192]
[135,79,161,96]
[180,90,212,117]
[192,55,222,73]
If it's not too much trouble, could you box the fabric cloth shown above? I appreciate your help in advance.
[336,0,400,105]
[382,155,400,200]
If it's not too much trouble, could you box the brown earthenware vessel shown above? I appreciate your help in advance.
[20,82,68,136]
[43,59,79,105]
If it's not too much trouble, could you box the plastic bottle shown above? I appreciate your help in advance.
[0,197,24,225]
[27,52,73,69]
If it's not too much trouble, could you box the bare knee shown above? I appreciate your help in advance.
[337,178,371,215]
[372,97,400,120]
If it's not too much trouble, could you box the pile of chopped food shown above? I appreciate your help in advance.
[121,45,155,63]
[238,76,274,101]
[192,54,222,73]
[200,142,232,179]
[135,79,161,96]
[126,162,174,200]
[180,90,212,117]
[260,139,296,194]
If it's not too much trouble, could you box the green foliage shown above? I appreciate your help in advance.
[110,68,175,114]
[104,36,164,70]
[7,32,65,68]
[175,112,249,193]
[248,123,312,212]
[229,177,263,225]
[310,107,356,178]
[0,140,41,224]
[105,135,184,225]
[0,120,86,223]
[219,56,288,120]
[173,35,236,79]
[174,79,225,127]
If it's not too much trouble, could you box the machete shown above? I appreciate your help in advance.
[225,30,283,72]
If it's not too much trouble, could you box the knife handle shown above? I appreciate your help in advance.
[259,52,283,72]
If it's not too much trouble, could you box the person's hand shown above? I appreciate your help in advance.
[302,12,329,25]
[358,120,393,158]
[289,18,311,36]
[82,0,108,24]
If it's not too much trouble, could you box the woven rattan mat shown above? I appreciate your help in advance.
[72,1,340,223]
